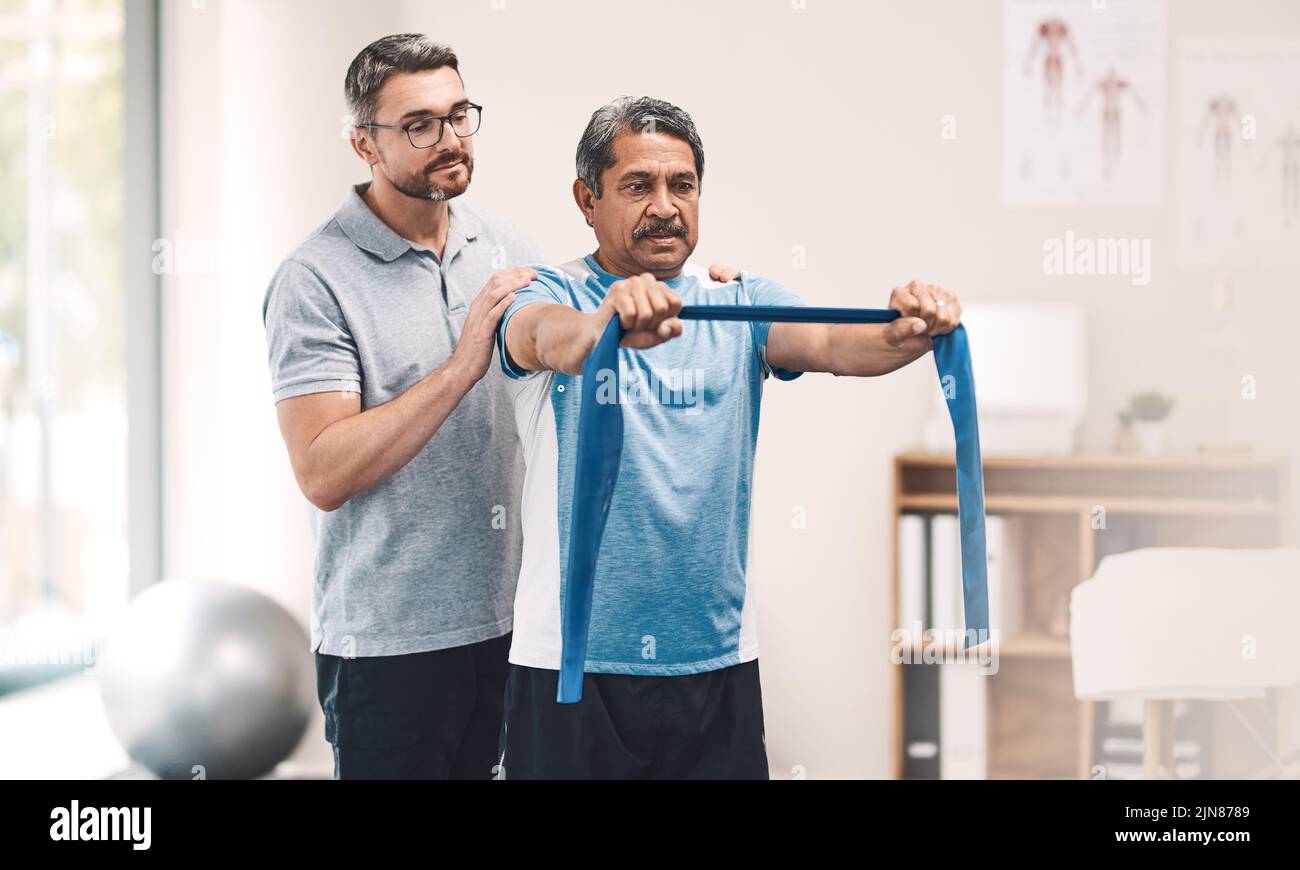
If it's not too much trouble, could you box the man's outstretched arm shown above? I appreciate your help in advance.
[766,279,962,377]
[504,273,685,375]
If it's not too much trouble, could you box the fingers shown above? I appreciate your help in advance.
[475,267,536,315]
[888,282,919,322]
[454,271,529,380]
[882,320,933,356]
[482,282,515,314]
[646,275,682,322]
[600,274,684,350]
[621,317,682,349]
[466,289,515,351]
[612,285,640,331]
[889,279,941,330]
[487,291,517,322]
[630,276,654,328]
[918,283,960,334]
[890,279,960,335]
[883,316,929,347]
[462,268,533,359]
[934,288,961,333]
[611,274,681,333]
[655,317,683,341]
[906,279,938,329]
[498,267,537,298]
[708,262,742,283]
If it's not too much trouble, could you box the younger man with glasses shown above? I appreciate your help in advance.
[262,34,541,779]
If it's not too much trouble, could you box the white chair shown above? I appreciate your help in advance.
[1070,547,1300,778]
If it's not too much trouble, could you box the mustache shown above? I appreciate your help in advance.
[425,154,468,174]
[632,219,687,240]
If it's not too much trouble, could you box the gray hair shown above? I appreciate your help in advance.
[345,34,459,127]
[576,96,705,198]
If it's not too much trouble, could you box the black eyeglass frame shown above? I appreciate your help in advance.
[360,103,483,149]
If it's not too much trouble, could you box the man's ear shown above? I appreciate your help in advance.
[572,178,596,228]
[350,127,379,166]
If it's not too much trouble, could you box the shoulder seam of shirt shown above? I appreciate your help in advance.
[273,255,335,298]
[268,255,357,339]
[287,213,344,252]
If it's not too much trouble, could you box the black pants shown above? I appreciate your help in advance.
[497,659,769,779]
[314,632,511,779]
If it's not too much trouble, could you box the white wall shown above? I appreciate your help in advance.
[162,0,1300,778]
[162,0,401,607]
[160,0,404,771]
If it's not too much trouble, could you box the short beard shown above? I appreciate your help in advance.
[386,153,474,202]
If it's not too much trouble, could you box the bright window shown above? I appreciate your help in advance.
[0,0,128,692]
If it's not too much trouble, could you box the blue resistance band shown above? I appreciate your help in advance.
[557,305,988,704]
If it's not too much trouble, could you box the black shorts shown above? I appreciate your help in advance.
[314,632,511,779]
[496,659,769,779]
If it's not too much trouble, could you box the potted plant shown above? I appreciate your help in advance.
[1127,391,1175,455]
[1113,409,1137,453]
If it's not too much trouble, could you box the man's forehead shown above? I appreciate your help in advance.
[375,67,466,119]
[610,131,697,174]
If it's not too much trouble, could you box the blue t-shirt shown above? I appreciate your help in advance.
[496,254,806,675]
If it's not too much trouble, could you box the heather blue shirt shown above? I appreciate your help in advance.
[496,254,805,675]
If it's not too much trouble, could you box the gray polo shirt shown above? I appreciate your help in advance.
[262,182,542,658]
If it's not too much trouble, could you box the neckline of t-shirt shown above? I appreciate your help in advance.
[582,253,689,290]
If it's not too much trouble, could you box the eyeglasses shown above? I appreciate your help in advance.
[361,104,483,149]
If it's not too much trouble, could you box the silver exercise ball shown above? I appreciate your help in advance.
[98,579,315,780]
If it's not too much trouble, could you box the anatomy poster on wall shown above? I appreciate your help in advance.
[1004,0,1166,206]
[1175,40,1300,268]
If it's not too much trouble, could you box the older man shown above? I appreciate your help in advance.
[494,96,963,779]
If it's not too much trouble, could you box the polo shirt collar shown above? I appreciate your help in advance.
[336,182,480,263]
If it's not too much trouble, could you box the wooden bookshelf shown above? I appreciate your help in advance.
[890,450,1292,780]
